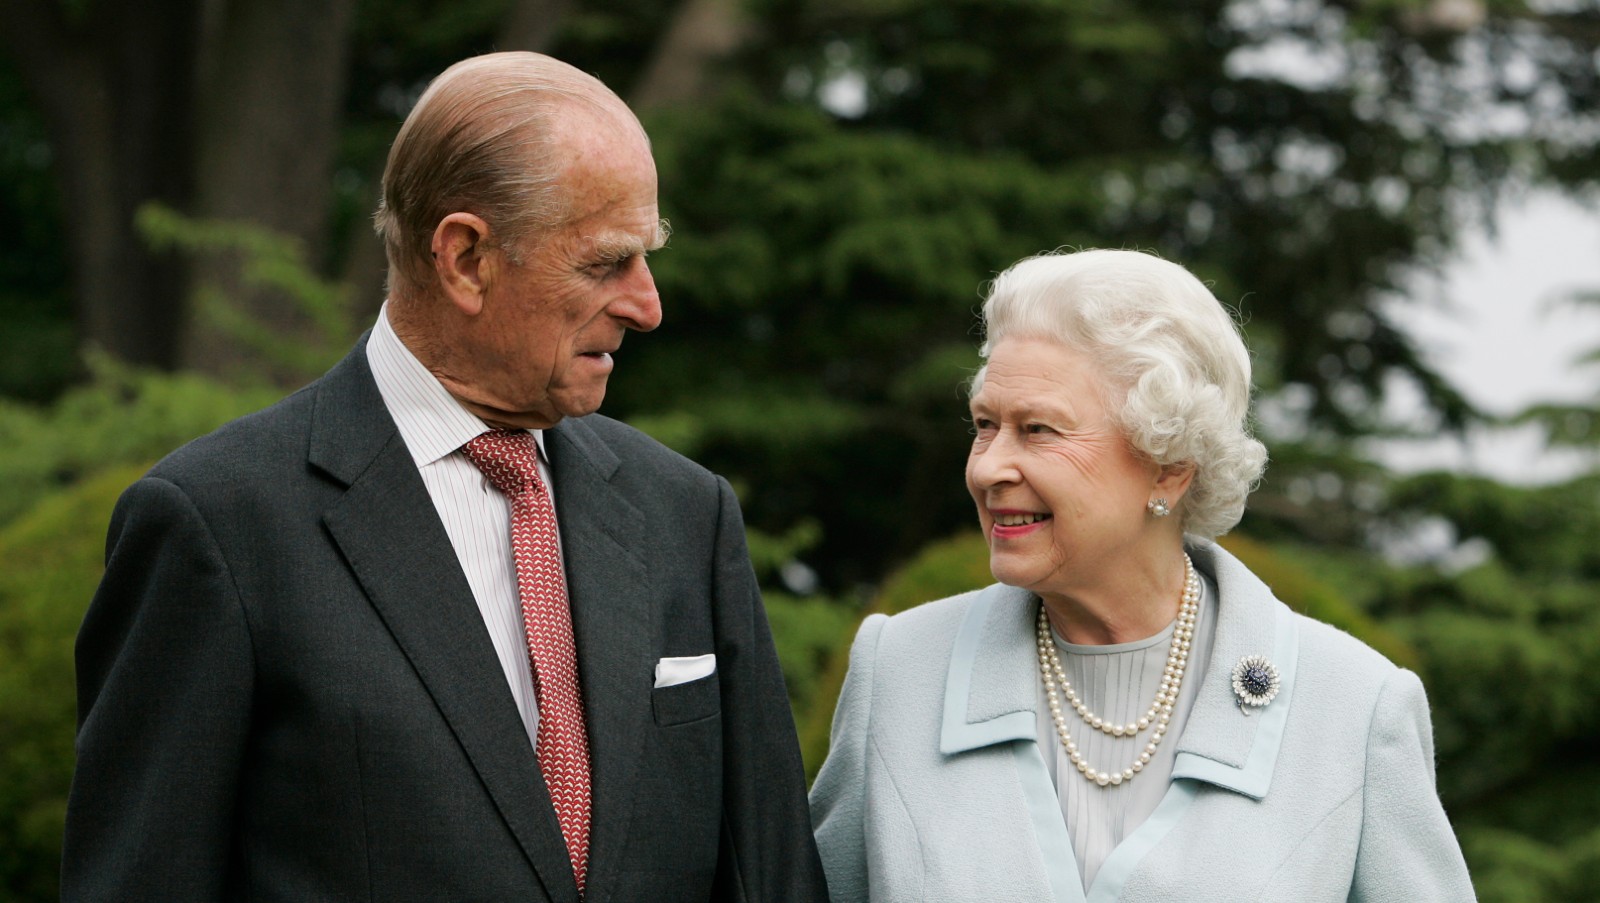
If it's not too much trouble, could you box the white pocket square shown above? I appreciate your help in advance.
[654,653,716,688]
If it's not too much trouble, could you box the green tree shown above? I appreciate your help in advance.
[606,0,1600,587]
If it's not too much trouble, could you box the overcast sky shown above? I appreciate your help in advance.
[1376,189,1600,483]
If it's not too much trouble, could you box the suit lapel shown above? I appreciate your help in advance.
[309,346,579,903]
[545,417,650,903]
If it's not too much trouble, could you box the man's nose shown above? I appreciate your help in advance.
[614,260,662,332]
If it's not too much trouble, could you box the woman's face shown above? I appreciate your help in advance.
[966,337,1163,600]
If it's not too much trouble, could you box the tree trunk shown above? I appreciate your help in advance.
[183,0,358,379]
[496,0,574,54]
[0,0,201,370]
[629,0,751,112]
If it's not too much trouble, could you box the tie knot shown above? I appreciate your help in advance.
[461,430,542,498]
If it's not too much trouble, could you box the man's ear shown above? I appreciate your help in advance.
[431,213,495,316]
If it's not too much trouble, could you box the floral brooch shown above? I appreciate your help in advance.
[1231,655,1280,715]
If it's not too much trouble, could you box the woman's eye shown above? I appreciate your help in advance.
[1025,423,1052,435]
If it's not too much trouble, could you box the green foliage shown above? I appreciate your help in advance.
[742,0,1582,436]
[869,531,992,617]
[0,465,142,901]
[1514,290,1600,462]
[0,359,279,531]
[1462,825,1600,903]
[1387,472,1600,579]
[1370,553,1600,801]
[1516,403,1600,452]
[764,591,857,725]
[743,520,825,582]
[137,203,361,383]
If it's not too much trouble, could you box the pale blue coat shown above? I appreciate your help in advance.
[809,541,1475,902]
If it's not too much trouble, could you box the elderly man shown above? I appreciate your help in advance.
[62,53,828,903]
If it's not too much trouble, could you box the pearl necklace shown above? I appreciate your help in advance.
[1035,554,1200,787]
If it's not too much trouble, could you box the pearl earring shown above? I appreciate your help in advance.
[1147,498,1171,518]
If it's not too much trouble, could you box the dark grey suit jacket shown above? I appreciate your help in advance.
[62,343,828,902]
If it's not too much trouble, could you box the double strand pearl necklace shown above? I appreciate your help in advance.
[1035,554,1200,787]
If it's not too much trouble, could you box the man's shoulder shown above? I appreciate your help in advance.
[564,413,715,481]
[146,378,326,491]
[148,344,379,489]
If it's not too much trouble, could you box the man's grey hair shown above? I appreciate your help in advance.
[373,52,641,299]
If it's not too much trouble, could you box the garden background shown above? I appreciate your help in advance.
[2,0,1599,899]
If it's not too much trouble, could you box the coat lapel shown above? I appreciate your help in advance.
[935,542,1305,902]
[310,346,579,903]
[939,584,1039,754]
[939,584,1087,903]
[544,417,650,903]
[1171,541,1300,800]
[1088,541,1304,900]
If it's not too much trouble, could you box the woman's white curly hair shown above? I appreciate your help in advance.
[971,249,1268,539]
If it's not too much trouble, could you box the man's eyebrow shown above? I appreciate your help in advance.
[592,218,672,261]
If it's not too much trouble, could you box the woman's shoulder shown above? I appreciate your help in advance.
[869,583,1021,651]
[1291,613,1400,675]
[1195,539,1405,694]
[1285,613,1419,722]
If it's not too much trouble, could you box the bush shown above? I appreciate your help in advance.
[0,465,144,901]
[0,360,279,529]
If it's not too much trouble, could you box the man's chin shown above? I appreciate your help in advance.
[550,386,609,422]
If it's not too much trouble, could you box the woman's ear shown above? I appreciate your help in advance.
[1154,460,1197,508]
[430,213,495,316]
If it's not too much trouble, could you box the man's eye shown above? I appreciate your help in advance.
[587,257,630,277]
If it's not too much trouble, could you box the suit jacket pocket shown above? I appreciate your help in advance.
[651,672,720,726]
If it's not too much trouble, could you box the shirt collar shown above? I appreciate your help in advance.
[366,303,548,467]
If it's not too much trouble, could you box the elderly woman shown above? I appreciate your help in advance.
[809,249,1474,901]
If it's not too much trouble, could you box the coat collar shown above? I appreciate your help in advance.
[937,539,1300,800]
[1170,541,1300,799]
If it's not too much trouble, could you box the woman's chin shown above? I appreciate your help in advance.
[986,554,1044,592]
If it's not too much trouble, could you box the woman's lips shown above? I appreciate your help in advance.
[989,510,1051,539]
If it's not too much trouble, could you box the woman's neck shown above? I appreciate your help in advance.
[1039,545,1190,645]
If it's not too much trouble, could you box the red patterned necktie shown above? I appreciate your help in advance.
[461,430,592,896]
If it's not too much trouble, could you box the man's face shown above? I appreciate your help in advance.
[463,119,665,428]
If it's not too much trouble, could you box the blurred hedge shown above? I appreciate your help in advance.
[0,465,144,900]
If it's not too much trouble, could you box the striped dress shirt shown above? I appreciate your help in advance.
[366,305,558,750]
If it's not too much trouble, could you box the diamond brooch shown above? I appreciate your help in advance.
[1230,655,1280,715]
